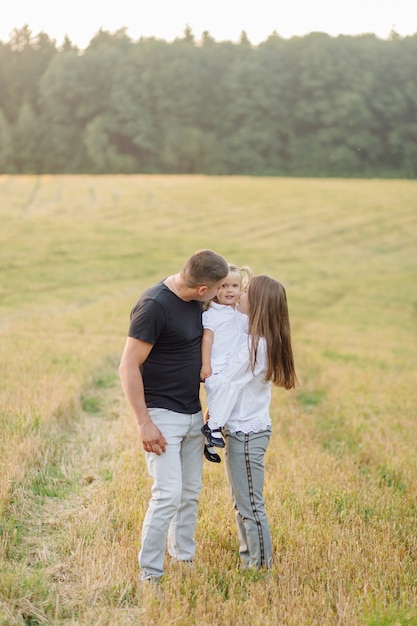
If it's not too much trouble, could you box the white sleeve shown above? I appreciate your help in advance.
[202,307,217,331]
[206,338,267,427]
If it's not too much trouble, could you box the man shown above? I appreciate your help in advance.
[119,249,228,582]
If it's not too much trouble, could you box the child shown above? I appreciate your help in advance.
[200,264,252,462]
[206,275,298,568]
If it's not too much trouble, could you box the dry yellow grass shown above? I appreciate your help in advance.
[0,175,416,625]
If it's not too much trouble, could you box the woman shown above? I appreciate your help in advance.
[206,275,298,570]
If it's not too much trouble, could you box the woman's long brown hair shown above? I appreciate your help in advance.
[247,275,298,389]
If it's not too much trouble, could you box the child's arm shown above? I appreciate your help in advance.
[200,328,214,381]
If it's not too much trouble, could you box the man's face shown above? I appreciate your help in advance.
[194,280,225,302]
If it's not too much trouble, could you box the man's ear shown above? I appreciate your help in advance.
[196,285,209,297]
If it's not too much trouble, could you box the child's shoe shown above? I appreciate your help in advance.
[203,444,221,463]
[201,423,225,448]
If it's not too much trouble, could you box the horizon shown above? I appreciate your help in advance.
[1,0,415,50]
[0,21,413,50]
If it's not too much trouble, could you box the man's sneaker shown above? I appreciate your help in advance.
[201,423,225,448]
[138,573,162,584]
[170,559,194,568]
[203,444,221,463]
[138,574,163,597]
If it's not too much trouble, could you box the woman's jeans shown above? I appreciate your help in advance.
[224,428,273,569]
[139,408,204,580]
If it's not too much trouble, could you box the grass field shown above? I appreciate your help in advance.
[0,174,416,625]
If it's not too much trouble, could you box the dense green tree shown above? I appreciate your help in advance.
[60,35,78,53]
[37,51,87,172]
[86,27,132,51]
[0,107,14,172]
[110,40,164,171]
[13,102,41,172]
[0,27,416,176]
[2,26,56,122]
[83,115,138,172]
[220,34,290,174]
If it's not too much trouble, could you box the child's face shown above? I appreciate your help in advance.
[215,271,241,307]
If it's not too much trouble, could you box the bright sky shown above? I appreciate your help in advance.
[1,0,416,48]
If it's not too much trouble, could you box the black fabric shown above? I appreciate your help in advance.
[128,281,203,414]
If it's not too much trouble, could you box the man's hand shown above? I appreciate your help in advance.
[139,419,167,455]
[119,336,168,455]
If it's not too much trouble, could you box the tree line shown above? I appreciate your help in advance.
[1,25,416,177]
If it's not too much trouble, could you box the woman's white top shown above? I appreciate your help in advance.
[203,302,247,375]
[205,336,272,434]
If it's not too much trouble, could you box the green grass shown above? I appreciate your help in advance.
[0,174,416,625]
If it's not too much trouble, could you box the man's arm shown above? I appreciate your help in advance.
[119,336,167,454]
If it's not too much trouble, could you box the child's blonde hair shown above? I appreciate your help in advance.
[227,264,253,292]
[203,264,253,310]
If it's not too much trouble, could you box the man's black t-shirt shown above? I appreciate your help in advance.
[128,281,203,414]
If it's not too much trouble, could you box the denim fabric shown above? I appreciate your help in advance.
[138,408,204,579]
[224,428,273,569]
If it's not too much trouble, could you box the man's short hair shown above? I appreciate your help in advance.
[181,250,228,287]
